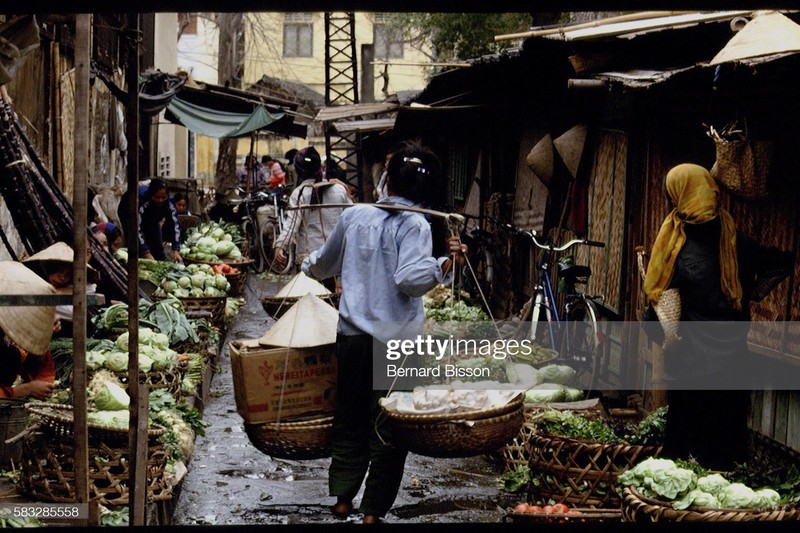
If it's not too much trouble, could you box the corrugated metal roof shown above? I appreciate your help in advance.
[332,118,396,133]
[543,11,753,41]
[314,102,399,122]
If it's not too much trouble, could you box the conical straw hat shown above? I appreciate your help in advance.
[0,261,57,355]
[710,12,800,65]
[274,271,331,298]
[22,241,99,281]
[525,134,554,186]
[258,293,338,348]
[554,124,588,179]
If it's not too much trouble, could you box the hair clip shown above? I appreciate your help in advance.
[402,156,431,175]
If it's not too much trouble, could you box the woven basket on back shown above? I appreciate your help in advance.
[528,432,662,508]
[18,403,171,505]
[502,400,606,473]
[245,414,333,460]
[383,394,524,458]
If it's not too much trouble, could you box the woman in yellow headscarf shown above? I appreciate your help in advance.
[645,163,792,471]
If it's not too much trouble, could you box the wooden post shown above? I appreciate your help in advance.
[124,13,147,526]
[72,14,91,523]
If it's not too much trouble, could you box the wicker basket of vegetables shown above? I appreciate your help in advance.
[526,407,666,508]
[180,221,246,264]
[619,455,800,522]
[211,263,248,296]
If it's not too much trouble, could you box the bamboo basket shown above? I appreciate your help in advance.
[383,394,524,458]
[88,362,187,400]
[225,269,248,296]
[155,295,226,330]
[183,256,254,268]
[621,488,800,522]
[261,293,339,319]
[501,400,606,473]
[18,403,171,505]
[504,508,622,523]
[528,432,662,508]
[245,414,333,460]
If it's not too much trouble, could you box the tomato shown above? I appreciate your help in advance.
[543,505,555,514]
[529,505,543,513]
[553,503,569,514]
[513,503,528,513]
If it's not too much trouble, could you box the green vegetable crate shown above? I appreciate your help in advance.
[18,403,172,505]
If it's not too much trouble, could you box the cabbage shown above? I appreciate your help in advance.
[228,249,242,259]
[115,332,129,352]
[562,387,584,402]
[105,350,129,372]
[696,474,730,496]
[86,350,106,371]
[718,483,758,509]
[190,273,206,288]
[618,458,697,500]
[506,363,539,386]
[213,241,235,257]
[88,410,130,429]
[150,349,178,371]
[196,236,216,253]
[94,382,130,411]
[524,383,566,403]
[173,288,190,298]
[138,354,153,373]
[153,333,170,350]
[139,328,155,345]
[215,274,228,290]
[673,489,720,510]
[536,364,576,385]
[752,488,781,509]
[211,228,225,240]
[178,276,191,289]
[162,280,178,293]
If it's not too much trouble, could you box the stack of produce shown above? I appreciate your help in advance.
[180,221,244,263]
[151,263,231,299]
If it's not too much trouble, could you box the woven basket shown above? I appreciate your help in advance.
[225,269,249,296]
[245,414,333,460]
[261,293,339,319]
[183,256,255,268]
[19,404,171,505]
[710,138,773,200]
[383,394,524,458]
[88,364,186,400]
[621,487,800,522]
[155,295,226,329]
[502,400,606,473]
[528,432,662,508]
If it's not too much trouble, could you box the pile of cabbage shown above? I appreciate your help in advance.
[180,222,243,263]
[508,363,583,403]
[86,328,179,373]
[152,263,230,298]
[619,458,783,510]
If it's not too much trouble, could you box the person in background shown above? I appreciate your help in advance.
[374,149,394,201]
[22,242,98,339]
[93,222,123,254]
[0,261,58,400]
[274,147,352,284]
[138,178,182,262]
[302,141,468,524]
[261,154,275,175]
[644,163,792,471]
[237,153,267,190]
[173,192,191,216]
[284,149,298,188]
[268,160,287,191]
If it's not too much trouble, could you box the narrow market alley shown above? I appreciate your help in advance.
[171,274,517,525]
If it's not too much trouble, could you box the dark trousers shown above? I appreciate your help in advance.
[329,333,407,517]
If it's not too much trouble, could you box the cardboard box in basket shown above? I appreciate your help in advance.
[231,293,339,424]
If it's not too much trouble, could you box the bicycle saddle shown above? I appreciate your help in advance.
[558,262,591,281]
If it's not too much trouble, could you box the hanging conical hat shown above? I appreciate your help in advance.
[0,261,56,355]
[554,124,588,179]
[258,293,338,348]
[525,134,554,186]
[274,271,331,298]
[710,12,800,65]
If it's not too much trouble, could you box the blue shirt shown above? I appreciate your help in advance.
[302,196,453,341]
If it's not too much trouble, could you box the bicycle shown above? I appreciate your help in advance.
[238,187,295,274]
[458,214,496,306]
[499,222,607,393]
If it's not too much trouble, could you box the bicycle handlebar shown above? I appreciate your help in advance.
[495,220,606,251]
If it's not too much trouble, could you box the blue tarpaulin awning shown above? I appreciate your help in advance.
[165,96,285,138]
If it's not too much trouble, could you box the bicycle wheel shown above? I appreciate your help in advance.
[562,299,600,394]
[242,218,265,273]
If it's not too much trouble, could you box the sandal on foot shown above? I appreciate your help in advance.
[331,500,353,520]
[363,514,382,524]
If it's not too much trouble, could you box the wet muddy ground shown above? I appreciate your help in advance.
[171,274,517,525]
